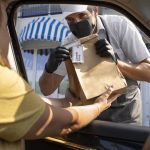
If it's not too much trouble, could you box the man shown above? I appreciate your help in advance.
[39,4,150,125]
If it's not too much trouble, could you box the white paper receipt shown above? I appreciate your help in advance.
[72,45,84,63]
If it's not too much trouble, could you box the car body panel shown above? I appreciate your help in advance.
[7,0,150,32]
[99,0,150,31]
[5,0,150,149]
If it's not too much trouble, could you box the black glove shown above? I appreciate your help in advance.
[95,39,118,63]
[45,47,70,73]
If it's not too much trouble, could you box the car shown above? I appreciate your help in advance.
[5,0,150,149]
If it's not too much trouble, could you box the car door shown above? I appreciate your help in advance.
[6,0,150,150]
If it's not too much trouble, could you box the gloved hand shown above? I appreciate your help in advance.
[95,39,118,63]
[45,47,70,73]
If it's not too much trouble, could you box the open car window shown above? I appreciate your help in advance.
[14,3,150,127]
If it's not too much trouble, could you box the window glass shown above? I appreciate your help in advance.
[15,4,150,128]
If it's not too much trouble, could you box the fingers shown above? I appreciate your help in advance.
[94,85,114,113]
[95,39,110,50]
[56,47,70,55]
[95,39,113,57]
[100,85,113,99]
[56,54,70,60]
[57,46,71,53]
[56,47,70,61]
[96,48,111,57]
[95,85,113,103]
[95,39,106,47]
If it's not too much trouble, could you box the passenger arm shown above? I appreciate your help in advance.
[23,86,114,139]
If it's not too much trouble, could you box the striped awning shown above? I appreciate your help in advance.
[19,16,72,50]
[23,49,51,56]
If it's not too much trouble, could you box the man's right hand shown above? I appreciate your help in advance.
[45,47,70,73]
[95,39,118,64]
[65,89,83,106]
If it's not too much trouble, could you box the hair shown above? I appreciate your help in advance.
[0,3,2,27]
[0,0,6,27]
[0,1,10,68]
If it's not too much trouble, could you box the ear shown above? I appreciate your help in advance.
[94,6,99,16]
[89,6,99,17]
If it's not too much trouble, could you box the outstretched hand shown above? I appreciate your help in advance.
[94,85,113,112]
[95,85,121,113]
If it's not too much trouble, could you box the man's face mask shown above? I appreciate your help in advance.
[68,17,94,38]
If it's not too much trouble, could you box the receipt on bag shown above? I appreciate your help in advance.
[72,45,84,63]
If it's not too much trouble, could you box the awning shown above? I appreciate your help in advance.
[19,16,73,50]
[23,49,51,56]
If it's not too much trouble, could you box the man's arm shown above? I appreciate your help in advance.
[39,71,64,96]
[116,16,150,82]
[95,38,150,82]
[39,47,70,96]
[117,58,150,82]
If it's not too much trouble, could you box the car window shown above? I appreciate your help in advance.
[14,3,150,129]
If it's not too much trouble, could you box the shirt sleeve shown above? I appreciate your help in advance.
[119,16,150,63]
[0,65,46,142]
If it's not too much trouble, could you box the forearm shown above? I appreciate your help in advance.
[24,86,113,139]
[39,71,64,96]
[24,102,104,139]
[60,103,104,135]
[117,59,150,82]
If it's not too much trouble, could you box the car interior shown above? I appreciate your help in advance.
[6,0,150,149]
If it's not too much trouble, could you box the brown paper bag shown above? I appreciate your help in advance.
[65,34,127,102]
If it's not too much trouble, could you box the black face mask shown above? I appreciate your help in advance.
[68,18,94,38]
